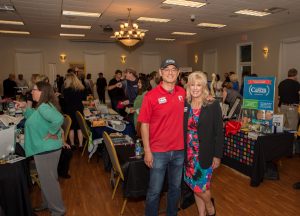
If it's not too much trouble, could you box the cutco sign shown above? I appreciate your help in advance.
[243,76,275,111]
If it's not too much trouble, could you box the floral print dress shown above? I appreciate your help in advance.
[184,108,213,193]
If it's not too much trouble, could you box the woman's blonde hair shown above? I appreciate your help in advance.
[64,73,85,91]
[186,71,210,106]
[36,74,49,83]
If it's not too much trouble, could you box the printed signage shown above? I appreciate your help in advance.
[241,76,276,133]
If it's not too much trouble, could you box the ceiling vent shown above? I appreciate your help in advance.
[264,7,287,14]
[0,4,15,11]
[103,25,113,33]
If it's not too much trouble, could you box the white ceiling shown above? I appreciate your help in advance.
[0,0,300,44]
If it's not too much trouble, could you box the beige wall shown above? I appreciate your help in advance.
[187,20,300,79]
[0,37,187,94]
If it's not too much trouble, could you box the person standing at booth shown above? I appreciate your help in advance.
[3,74,17,98]
[15,81,65,216]
[278,68,300,131]
[108,70,124,111]
[63,73,86,149]
[96,72,107,103]
[138,59,185,216]
[184,71,223,216]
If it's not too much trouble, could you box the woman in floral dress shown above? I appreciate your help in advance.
[183,71,224,216]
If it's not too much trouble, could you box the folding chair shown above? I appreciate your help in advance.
[75,111,91,157]
[62,114,72,141]
[102,131,127,215]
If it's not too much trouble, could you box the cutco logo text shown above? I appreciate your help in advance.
[248,85,270,96]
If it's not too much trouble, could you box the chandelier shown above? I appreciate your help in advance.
[114,8,145,47]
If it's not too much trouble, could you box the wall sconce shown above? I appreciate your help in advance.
[121,55,126,64]
[263,47,269,58]
[194,54,198,64]
[59,54,67,62]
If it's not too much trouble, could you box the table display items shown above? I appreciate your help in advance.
[0,126,25,164]
[135,139,143,159]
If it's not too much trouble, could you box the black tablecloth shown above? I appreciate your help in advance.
[0,160,33,216]
[113,145,194,209]
[115,145,150,198]
[222,132,294,186]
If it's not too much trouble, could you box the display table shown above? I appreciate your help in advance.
[91,122,135,141]
[115,144,150,198]
[222,130,294,186]
[0,160,33,216]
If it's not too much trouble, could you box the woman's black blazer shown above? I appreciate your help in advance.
[183,100,224,169]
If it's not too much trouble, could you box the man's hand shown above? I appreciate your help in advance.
[122,100,130,106]
[116,82,122,88]
[144,151,154,168]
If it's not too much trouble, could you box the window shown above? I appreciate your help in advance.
[237,43,252,80]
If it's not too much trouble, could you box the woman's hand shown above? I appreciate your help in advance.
[212,157,221,169]
[14,101,27,109]
[63,142,71,149]
[44,133,58,140]
[144,151,154,168]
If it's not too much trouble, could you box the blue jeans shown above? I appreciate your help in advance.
[145,150,184,216]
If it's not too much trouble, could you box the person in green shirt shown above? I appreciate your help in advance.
[15,81,65,216]
[131,76,151,135]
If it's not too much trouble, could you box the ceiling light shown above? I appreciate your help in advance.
[0,30,29,34]
[172,32,196,35]
[235,9,271,17]
[163,0,206,8]
[60,33,85,37]
[137,17,170,23]
[0,20,24,25]
[156,38,175,41]
[114,8,145,47]
[61,24,91,29]
[197,23,226,28]
[62,10,101,17]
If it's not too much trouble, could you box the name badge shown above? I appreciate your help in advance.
[158,97,167,104]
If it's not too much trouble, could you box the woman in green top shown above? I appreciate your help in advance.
[132,76,152,135]
[15,81,65,216]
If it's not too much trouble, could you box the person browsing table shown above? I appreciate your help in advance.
[15,81,65,216]
[138,59,185,216]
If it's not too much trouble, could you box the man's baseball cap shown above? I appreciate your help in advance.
[160,59,178,69]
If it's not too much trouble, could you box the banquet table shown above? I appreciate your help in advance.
[0,160,33,216]
[222,130,294,186]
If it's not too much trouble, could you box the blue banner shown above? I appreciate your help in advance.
[243,77,275,111]
[241,76,276,133]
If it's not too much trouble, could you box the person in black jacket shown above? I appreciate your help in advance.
[62,73,86,148]
[183,71,224,216]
